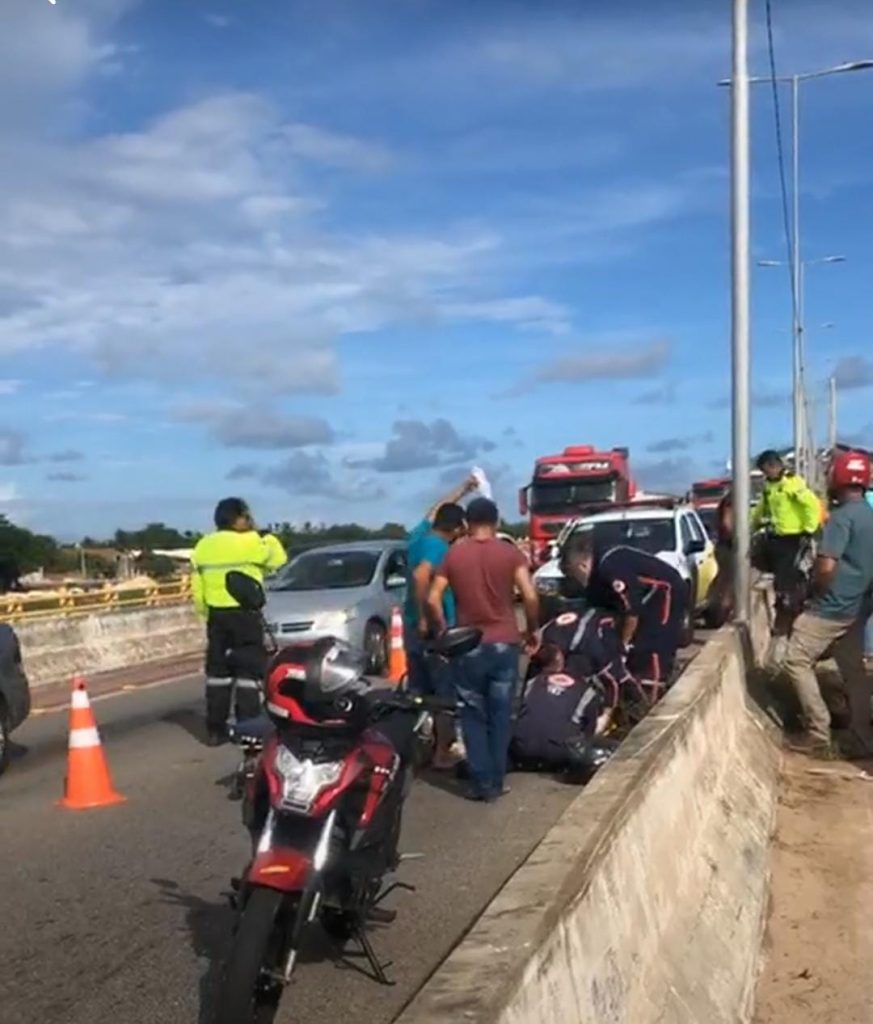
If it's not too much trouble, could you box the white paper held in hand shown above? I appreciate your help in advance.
[471,466,493,500]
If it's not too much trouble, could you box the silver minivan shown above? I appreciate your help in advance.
[264,541,407,675]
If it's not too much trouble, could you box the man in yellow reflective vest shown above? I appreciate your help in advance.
[751,450,822,619]
[191,498,287,744]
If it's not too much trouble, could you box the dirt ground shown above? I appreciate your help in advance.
[753,751,873,1023]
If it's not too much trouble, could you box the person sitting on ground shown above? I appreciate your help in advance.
[782,450,873,759]
[510,606,642,775]
[403,475,476,770]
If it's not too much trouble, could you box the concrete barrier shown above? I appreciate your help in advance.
[17,605,202,689]
[398,586,779,1024]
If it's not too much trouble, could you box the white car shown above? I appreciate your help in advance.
[533,502,718,643]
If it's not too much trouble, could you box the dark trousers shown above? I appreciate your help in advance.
[628,593,687,695]
[205,607,265,733]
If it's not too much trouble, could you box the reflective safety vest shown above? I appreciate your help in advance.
[751,473,821,536]
[190,530,287,618]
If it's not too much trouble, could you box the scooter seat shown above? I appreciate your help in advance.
[229,715,275,743]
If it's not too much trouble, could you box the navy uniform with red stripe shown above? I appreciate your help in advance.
[587,546,687,694]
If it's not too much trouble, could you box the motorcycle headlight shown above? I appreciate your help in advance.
[274,746,344,812]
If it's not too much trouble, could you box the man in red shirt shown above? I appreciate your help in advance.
[428,498,539,801]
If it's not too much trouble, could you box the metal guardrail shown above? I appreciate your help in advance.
[0,577,193,624]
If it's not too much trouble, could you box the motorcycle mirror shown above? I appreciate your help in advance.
[226,570,266,611]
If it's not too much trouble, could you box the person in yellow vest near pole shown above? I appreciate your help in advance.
[751,450,822,622]
[191,498,287,745]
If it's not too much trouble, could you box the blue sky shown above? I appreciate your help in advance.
[1,0,872,538]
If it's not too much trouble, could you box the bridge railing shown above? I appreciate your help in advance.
[0,577,193,624]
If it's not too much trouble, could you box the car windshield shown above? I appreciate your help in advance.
[531,479,616,515]
[270,550,379,591]
[590,518,674,555]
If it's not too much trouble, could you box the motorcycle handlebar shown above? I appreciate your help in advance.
[370,692,457,715]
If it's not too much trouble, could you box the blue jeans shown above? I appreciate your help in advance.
[454,643,520,797]
[402,624,453,700]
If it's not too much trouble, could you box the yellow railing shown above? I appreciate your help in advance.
[0,577,193,624]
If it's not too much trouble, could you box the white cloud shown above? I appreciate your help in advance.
[441,297,572,336]
[0,380,21,395]
[284,123,394,173]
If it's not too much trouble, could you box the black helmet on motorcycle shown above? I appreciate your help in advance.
[264,637,366,725]
[304,637,367,701]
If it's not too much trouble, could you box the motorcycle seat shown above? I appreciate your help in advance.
[229,715,275,743]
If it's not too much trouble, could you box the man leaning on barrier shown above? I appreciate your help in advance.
[190,498,287,745]
[782,451,873,760]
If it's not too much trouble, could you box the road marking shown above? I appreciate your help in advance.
[30,671,200,717]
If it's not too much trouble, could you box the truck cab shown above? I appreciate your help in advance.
[520,445,634,565]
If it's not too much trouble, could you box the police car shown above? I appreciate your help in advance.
[532,500,718,643]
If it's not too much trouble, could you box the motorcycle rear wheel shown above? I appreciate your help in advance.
[214,887,286,1024]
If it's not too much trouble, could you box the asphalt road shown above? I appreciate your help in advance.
[0,678,580,1024]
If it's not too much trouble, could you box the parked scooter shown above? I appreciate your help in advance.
[214,571,479,1024]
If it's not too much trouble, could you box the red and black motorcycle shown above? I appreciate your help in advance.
[214,574,477,1024]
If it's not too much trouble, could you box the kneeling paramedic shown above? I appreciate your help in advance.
[559,527,687,702]
[191,497,287,744]
[510,607,640,774]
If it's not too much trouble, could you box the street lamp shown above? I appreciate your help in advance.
[757,255,846,476]
[720,60,872,479]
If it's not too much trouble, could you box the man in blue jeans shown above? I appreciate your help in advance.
[403,475,475,768]
[429,498,539,801]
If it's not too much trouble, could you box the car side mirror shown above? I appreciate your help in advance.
[685,538,706,556]
[385,573,406,589]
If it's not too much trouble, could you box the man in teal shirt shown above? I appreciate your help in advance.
[404,475,475,768]
[783,450,873,758]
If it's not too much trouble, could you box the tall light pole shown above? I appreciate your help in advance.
[731,0,751,625]
[720,60,872,482]
[828,375,837,451]
[757,255,845,476]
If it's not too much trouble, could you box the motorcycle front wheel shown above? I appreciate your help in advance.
[214,886,286,1024]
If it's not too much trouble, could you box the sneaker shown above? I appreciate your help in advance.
[834,731,873,761]
[462,785,494,803]
[786,734,839,760]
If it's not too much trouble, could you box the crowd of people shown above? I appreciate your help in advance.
[188,442,873,790]
[401,474,689,799]
[711,448,873,760]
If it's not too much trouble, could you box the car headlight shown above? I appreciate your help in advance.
[535,577,560,597]
[316,608,356,632]
[274,746,344,812]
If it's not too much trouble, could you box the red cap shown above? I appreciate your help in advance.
[830,450,872,489]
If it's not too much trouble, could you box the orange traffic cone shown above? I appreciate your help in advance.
[387,607,407,686]
[57,677,126,810]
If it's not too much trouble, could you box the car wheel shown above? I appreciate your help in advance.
[679,580,695,648]
[0,699,10,777]
[364,620,388,676]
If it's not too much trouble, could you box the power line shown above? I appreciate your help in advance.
[763,0,799,325]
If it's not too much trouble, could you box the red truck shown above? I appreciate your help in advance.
[689,477,731,510]
[519,445,635,564]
